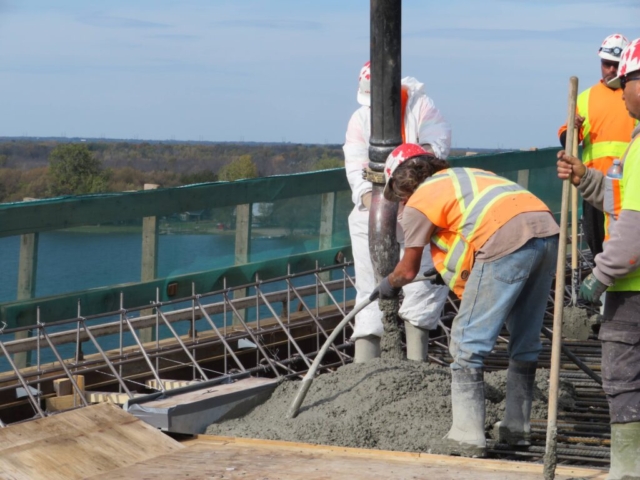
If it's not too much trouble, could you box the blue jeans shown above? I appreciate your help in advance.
[450,235,559,370]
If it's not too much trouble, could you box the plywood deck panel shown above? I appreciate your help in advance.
[0,403,183,480]
[89,435,608,480]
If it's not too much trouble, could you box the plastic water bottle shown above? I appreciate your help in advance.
[607,159,623,179]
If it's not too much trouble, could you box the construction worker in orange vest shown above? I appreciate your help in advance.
[558,34,637,261]
[558,38,640,480]
[371,144,559,457]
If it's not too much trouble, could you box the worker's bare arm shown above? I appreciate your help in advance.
[388,246,424,287]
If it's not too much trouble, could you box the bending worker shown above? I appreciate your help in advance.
[373,143,559,457]
[557,38,640,480]
[343,61,451,362]
[558,34,636,260]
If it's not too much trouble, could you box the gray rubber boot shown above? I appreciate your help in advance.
[354,335,381,363]
[494,360,537,446]
[404,321,429,362]
[442,368,486,457]
[608,422,640,480]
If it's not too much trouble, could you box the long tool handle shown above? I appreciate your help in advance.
[570,129,579,306]
[544,76,578,480]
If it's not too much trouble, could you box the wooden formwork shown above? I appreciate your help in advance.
[94,435,608,480]
[0,403,608,480]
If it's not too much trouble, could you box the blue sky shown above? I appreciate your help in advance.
[0,0,638,149]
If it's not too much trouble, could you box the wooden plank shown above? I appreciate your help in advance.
[53,378,72,397]
[318,192,336,307]
[45,394,79,412]
[140,183,160,344]
[89,435,608,480]
[233,203,252,323]
[146,379,199,391]
[0,403,183,480]
[517,169,530,190]
[85,391,142,404]
[73,375,85,405]
[14,204,39,368]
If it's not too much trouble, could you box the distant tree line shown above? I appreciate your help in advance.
[0,140,345,203]
[0,139,475,203]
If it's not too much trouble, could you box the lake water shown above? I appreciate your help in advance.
[0,231,328,302]
[0,231,353,368]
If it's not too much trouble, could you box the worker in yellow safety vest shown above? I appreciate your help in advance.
[558,38,640,480]
[371,143,559,458]
[558,34,637,260]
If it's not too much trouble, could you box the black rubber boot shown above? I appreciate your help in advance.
[494,360,537,447]
[442,368,486,458]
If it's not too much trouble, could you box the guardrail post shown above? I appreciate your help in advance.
[517,169,530,190]
[15,198,39,368]
[140,183,160,343]
[234,203,252,323]
[318,192,336,307]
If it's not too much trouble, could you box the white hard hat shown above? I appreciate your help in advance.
[608,38,640,89]
[598,34,629,62]
[357,61,371,106]
[383,143,433,201]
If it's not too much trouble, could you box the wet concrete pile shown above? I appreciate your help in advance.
[562,306,600,340]
[206,359,576,454]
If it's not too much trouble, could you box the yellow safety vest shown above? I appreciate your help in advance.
[606,135,640,292]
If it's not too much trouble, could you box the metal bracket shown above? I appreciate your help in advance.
[362,168,385,185]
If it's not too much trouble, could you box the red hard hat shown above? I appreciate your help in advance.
[383,143,432,201]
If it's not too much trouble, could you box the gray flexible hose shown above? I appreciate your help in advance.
[287,273,434,419]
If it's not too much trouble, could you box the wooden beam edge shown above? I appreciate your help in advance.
[186,435,608,478]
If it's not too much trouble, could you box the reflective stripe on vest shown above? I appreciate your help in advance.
[607,135,640,292]
[577,85,635,174]
[583,141,629,166]
[418,169,536,295]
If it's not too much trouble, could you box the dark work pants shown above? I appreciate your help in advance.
[599,291,640,424]
[582,200,605,259]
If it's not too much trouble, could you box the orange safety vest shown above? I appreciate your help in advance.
[400,86,409,143]
[406,168,551,298]
[558,81,636,175]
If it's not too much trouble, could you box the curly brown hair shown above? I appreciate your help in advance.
[390,156,450,201]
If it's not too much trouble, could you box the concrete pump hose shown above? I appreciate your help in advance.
[287,272,435,419]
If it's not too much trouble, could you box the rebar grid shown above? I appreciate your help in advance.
[0,262,355,426]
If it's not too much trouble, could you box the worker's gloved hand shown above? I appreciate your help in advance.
[423,268,445,286]
[370,276,401,301]
[579,273,607,303]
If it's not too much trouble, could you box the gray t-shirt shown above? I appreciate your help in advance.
[401,208,559,262]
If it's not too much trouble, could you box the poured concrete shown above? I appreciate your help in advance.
[207,359,576,454]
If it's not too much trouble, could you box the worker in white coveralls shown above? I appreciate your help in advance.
[372,143,559,458]
[343,61,451,362]
[557,38,640,480]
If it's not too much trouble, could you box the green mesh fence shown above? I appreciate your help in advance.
[0,147,565,330]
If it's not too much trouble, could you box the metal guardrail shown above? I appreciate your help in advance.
[0,262,357,426]
[0,147,564,366]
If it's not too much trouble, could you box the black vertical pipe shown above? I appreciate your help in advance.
[368,0,401,280]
